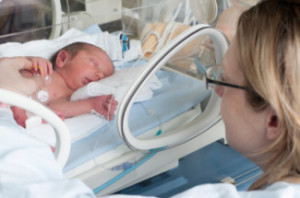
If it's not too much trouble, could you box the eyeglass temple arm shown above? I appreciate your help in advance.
[206,78,252,91]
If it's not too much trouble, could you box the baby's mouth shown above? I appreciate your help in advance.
[83,77,92,85]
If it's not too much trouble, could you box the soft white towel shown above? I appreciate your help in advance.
[70,66,163,103]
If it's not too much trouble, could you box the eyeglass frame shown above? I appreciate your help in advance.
[204,66,254,93]
[205,75,254,92]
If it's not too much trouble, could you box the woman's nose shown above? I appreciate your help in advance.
[214,85,224,97]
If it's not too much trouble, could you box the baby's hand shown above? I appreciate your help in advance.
[42,109,65,124]
[26,56,53,77]
[11,106,27,128]
[0,57,50,96]
[54,110,65,121]
[92,95,118,120]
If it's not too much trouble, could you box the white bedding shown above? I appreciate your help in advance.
[71,66,163,103]
[0,28,142,65]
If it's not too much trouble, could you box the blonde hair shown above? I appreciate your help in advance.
[236,0,300,190]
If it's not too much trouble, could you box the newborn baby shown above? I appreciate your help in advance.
[12,42,118,127]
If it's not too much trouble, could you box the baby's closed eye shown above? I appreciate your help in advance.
[90,58,98,68]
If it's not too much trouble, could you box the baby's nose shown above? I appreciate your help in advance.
[95,71,104,80]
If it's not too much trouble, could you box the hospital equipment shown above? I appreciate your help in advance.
[0,0,252,196]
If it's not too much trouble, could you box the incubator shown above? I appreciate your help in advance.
[0,0,258,196]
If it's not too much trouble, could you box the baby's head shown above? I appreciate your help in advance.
[51,42,113,70]
[52,42,114,90]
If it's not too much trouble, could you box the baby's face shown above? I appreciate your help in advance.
[63,47,113,90]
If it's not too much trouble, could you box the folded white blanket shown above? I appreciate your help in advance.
[71,66,163,103]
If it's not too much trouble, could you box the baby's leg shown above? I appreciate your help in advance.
[11,106,27,128]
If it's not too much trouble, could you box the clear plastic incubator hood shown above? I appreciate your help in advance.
[0,0,251,196]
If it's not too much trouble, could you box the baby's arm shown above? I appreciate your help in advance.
[47,95,118,120]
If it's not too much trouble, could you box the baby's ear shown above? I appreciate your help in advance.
[55,50,70,68]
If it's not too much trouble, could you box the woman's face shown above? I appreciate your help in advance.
[215,38,271,159]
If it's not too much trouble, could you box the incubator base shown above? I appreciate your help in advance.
[117,141,262,197]
[73,119,226,196]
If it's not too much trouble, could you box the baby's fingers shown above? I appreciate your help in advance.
[27,57,53,77]
[106,95,118,105]
[37,59,53,77]
[35,60,53,77]
[104,97,118,110]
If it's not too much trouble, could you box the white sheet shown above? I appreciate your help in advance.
[71,66,163,103]
[0,28,141,64]
[0,105,106,147]
[0,109,96,198]
[25,113,106,147]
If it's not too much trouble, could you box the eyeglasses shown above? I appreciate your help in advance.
[204,65,254,92]
[193,56,256,93]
